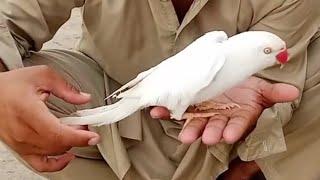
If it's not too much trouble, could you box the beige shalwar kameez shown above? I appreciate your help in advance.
[0,0,320,179]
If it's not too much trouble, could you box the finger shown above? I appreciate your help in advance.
[56,125,100,148]
[202,115,228,145]
[36,123,100,154]
[27,102,100,150]
[22,153,75,172]
[223,115,251,144]
[69,125,89,131]
[150,106,170,119]
[35,66,91,104]
[179,118,207,144]
[258,81,299,105]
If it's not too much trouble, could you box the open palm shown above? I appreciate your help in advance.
[150,76,299,145]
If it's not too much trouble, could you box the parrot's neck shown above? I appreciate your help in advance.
[193,52,265,104]
[222,42,268,76]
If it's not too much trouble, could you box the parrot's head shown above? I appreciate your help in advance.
[226,31,288,69]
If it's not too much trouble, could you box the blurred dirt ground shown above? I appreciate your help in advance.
[0,8,82,180]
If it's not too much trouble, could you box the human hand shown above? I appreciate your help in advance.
[0,66,100,172]
[150,76,299,145]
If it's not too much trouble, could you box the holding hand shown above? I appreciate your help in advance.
[150,76,299,145]
[0,66,100,172]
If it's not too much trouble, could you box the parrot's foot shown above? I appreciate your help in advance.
[182,112,220,119]
[194,101,240,111]
[182,112,219,128]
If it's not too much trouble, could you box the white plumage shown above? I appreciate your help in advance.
[60,31,288,126]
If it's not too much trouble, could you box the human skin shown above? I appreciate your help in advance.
[0,65,100,172]
[0,0,301,174]
[150,76,299,145]
[0,63,299,174]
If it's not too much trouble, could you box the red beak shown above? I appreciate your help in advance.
[276,49,289,64]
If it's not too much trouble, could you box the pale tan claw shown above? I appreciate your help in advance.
[194,101,240,111]
[182,112,220,129]
[181,101,240,130]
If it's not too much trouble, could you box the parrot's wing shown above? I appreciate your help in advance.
[61,52,225,125]
[117,43,226,119]
[107,31,228,101]
[106,66,157,100]
[76,31,228,119]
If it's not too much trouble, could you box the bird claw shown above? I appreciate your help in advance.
[182,112,220,129]
[194,101,240,111]
[182,112,220,119]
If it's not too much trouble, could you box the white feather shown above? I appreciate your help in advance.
[60,31,286,126]
[60,98,141,126]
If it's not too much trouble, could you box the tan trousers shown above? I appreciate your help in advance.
[22,35,320,180]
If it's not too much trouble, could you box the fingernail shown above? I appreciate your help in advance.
[80,92,91,97]
[88,136,100,146]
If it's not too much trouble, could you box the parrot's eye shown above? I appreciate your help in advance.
[263,47,272,54]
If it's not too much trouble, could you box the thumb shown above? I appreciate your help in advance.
[259,81,300,106]
[39,67,91,105]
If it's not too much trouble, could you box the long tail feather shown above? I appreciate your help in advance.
[60,98,141,126]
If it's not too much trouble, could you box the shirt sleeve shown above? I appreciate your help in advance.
[0,0,85,70]
[236,0,320,161]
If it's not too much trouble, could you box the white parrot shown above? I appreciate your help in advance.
[60,31,289,126]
